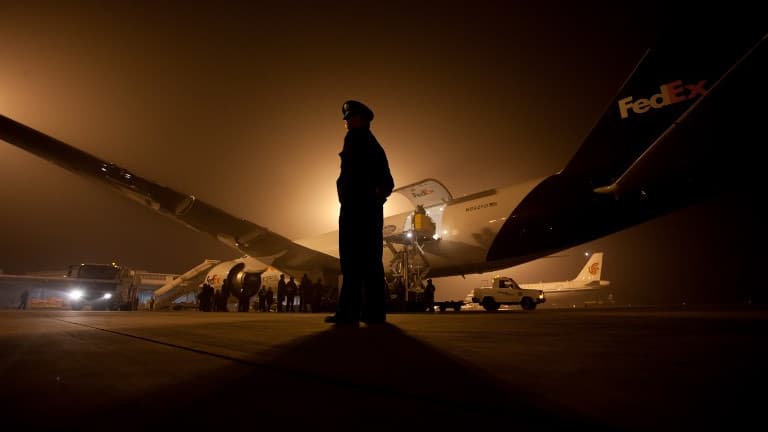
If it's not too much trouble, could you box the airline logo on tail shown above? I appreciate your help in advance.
[617,79,707,119]
[588,262,599,275]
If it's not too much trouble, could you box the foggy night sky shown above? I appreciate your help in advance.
[0,2,764,304]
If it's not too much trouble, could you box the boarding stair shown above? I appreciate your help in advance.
[153,259,221,310]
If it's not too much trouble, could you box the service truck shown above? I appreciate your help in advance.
[471,276,545,311]
[64,263,136,311]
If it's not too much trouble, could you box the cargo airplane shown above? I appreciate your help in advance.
[0,30,765,301]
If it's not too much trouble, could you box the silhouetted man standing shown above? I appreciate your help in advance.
[424,279,436,312]
[198,283,214,312]
[285,275,298,312]
[266,286,274,311]
[238,287,250,312]
[219,279,231,312]
[299,273,312,312]
[326,100,394,325]
[18,289,29,310]
[277,274,286,313]
[257,285,267,311]
[312,277,324,312]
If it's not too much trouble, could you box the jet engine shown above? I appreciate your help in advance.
[204,258,266,301]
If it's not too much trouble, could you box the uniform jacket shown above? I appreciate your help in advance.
[337,128,394,207]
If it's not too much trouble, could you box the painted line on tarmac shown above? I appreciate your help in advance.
[51,317,258,365]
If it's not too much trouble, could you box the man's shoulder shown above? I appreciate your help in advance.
[345,129,380,145]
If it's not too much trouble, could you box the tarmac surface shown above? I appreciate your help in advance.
[1,306,766,430]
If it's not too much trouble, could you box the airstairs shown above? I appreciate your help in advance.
[153,259,220,310]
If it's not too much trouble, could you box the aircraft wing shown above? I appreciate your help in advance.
[0,115,341,278]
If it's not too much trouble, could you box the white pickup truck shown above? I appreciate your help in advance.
[471,276,545,311]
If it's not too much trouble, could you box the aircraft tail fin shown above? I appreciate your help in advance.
[574,253,603,284]
[487,29,766,262]
[561,29,765,189]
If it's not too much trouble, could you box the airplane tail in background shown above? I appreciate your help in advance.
[574,252,604,284]
[518,252,610,293]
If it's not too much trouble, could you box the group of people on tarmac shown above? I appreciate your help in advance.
[197,280,232,312]
[197,273,331,313]
[263,273,331,312]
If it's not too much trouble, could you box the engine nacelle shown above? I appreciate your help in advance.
[204,258,266,301]
[198,257,338,311]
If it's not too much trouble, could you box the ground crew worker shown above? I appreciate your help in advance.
[299,273,312,312]
[424,279,436,312]
[277,274,286,312]
[18,289,29,310]
[285,275,297,312]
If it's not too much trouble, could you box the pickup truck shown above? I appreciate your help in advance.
[471,276,545,311]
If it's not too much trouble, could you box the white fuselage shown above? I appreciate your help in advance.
[297,177,545,277]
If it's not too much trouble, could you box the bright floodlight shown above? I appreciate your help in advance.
[103,293,112,299]
[68,289,84,300]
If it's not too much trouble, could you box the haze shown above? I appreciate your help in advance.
[0,2,763,305]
